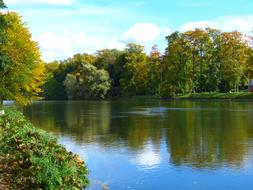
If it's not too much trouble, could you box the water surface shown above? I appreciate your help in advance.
[20,100,253,190]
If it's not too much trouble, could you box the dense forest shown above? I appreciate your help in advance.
[43,29,253,100]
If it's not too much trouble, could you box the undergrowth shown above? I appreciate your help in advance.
[0,109,89,190]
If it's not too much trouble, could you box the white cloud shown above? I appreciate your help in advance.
[131,143,161,169]
[180,21,216,31]
[35,22,163,62]
[121,23,161,43]
[5,0,75,5]
[36,31,105,61]
[106,37,125,50]
[180,15,253,34]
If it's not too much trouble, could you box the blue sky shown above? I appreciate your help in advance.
[4,0,253,61]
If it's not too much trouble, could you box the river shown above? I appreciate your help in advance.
[19,100,253,190]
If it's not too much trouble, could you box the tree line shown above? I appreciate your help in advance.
[1,1,253,103]
[44,30,253,100]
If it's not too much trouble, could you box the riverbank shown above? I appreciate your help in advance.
[178,92,253,100]
[0,109,89,189]
[129,92,253,100]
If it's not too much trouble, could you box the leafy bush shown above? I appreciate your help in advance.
[0,109,89,189]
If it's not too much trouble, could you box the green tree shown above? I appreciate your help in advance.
[94,49,123,96]
[245,48,253,79]
[64,63,111,99]
[0,0,6,8]
[64,73,79,100]
[184,29,215,92]
[120,44,149,95]
[43,61,66,100]
[204,28,222,92]
[219,32,248,92]
[147,45,162,95]
[162,32,192,97]
[0,12,45,105]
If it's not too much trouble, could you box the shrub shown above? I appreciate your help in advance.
[0,109,89,190]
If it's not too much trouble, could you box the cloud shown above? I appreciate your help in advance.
[121,23,161,43]
[5,0,75,5]
[106,37,125,50]
[180,21,215,31]
[131,143,161,169]
[180,15,253,34]
[36,22,163,62]
[36,31,105,61]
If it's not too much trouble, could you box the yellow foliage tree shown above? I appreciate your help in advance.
[0,12,45,105]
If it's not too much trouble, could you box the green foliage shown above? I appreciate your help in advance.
[64,63,111,99]
[0,12,45,105]
[42,29,253,99]
[219,32,248,92]
[245,47,253,78]
[147,45,162,95]
[162,32,193,96]
[0,0,6,8]
[178,92,253,99]
[162,28,251,96]
[43,61,67,100]
[0,110,89,189]
[120,44,149,95]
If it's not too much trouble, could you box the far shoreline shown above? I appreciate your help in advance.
[2,92,253,105]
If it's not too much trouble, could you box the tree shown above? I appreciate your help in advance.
[94,49,123,96]
[184,29,214,92]
[219,32,248,92]
[162,32,192,97]
[43,61,66,100]
[147,45,162,95]
[0,12,45,105]
[120,44,149,95]
[94,49,121,71]
[0,0,6,8]
[204,28,222,92]
[64,63,111,100]
[243,36,253,87]
[245,48,253,79]
[64,74,79,100]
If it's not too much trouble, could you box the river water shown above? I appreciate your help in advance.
[19,100,253,190]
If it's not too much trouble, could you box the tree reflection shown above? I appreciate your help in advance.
[166,101,253,168]
[22,100,253,169]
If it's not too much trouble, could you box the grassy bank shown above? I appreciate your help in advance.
[0,109,89,190]
[178,92,253,100]
[121,92,253,100]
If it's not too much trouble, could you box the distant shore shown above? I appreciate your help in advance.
[177,92,253,100]
[129,92,253,100]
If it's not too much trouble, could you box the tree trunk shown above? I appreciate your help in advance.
[0,96,3,106]
[0,96,4,116]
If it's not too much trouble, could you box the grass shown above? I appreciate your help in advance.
[0,109,89,190]
[178,92,253,99]
[114,92,253,100]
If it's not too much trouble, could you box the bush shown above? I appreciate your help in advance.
[0,110,89,190]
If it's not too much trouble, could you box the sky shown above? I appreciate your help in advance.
[4,0,253,62]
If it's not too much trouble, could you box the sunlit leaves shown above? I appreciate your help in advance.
[0,110,89,189]
[0,12,45,105]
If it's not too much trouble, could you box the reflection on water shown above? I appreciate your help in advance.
[16,100,253,190]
